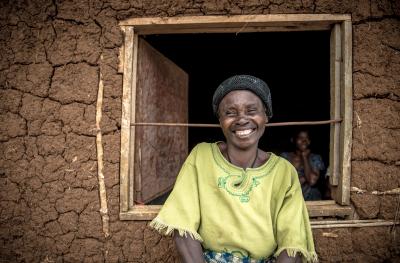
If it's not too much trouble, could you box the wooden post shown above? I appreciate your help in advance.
[337,20,353,205]
[129,34,139,210]
[96,65,110,237]
[329,24,341,186]
[120,26,135,213]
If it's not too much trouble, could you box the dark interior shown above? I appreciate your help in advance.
[144,31,331,203]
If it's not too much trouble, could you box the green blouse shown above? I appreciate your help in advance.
[150,142,317,262]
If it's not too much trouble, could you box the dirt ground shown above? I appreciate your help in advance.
[0,0,399,262]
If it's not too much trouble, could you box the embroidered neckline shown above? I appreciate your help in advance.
[212,142,274,173]
[211,143,279,203]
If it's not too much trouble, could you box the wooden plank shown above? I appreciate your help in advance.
[135,38,188,204]
[134,25,332,35]
[329,24,341,186]
[337,20,353,205]
[120,26,135,213]
[128,34,139,210]
[311,219,392,225]
[307,203,352,218]
[119,14,351,29]
[311,220,398,229]
[306,200,336,206]
[119,14,351,34]
[120,205,161,221]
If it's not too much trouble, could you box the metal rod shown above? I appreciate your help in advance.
[132,122,220,127]
[130,119,342,128]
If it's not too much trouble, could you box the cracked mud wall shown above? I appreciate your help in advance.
[0,0,399,262]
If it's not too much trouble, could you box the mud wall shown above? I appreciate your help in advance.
[0,0,399,262]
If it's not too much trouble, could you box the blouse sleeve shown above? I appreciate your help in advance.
[149,145,203,242]
[273,166,317,262]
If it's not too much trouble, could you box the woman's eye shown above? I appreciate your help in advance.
[225,111,236,116]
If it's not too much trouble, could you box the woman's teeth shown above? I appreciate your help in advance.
[235,129,253,137]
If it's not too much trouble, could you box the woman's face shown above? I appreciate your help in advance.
[218,90,267,150]
[295,131,310,151]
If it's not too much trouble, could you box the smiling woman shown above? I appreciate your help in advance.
[149,75,317,263]
[216,87,268,170]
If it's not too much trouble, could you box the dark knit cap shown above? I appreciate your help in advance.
[212,75,273,118]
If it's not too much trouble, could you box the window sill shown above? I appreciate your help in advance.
[120,200,352,221]
[306,200,352,218]
[120,205,161,220]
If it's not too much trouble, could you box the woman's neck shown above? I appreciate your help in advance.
[224,143,259,169]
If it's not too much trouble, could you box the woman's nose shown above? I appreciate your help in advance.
[236,113,249,125]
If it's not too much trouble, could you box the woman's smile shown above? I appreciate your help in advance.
[233,128,256,138]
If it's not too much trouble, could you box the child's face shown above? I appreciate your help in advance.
[295,131,310,151]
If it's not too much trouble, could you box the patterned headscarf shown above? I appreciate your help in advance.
[212,75,273,118]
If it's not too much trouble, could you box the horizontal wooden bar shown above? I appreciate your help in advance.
[311,220,399,229]
[306,200,336,206]
[311,219,394,225]
[120,15,351,35]
[130,119,342,128]
[306,202,352,218]
[121,14,351,26]
[120,205,161,220]
[120,206,396,229]
[130,25,333,35]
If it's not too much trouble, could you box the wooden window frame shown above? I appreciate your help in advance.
[118,14,353,220]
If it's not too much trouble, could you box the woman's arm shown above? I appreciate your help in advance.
[173,230,204,263]
[276,250,302,263]
[301,150,320,186]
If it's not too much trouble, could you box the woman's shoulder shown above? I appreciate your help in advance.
[264,155,300,193]
[259,152,297,175]
[271,155,300,180]
[191,142,214,153]
[186,142,215,160]
[274,154,296,170]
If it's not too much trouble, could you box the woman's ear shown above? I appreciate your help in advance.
[263,106,269,123]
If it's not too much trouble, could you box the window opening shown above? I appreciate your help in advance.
[141,31,331,204]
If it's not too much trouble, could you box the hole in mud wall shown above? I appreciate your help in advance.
[144,31,331,203]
